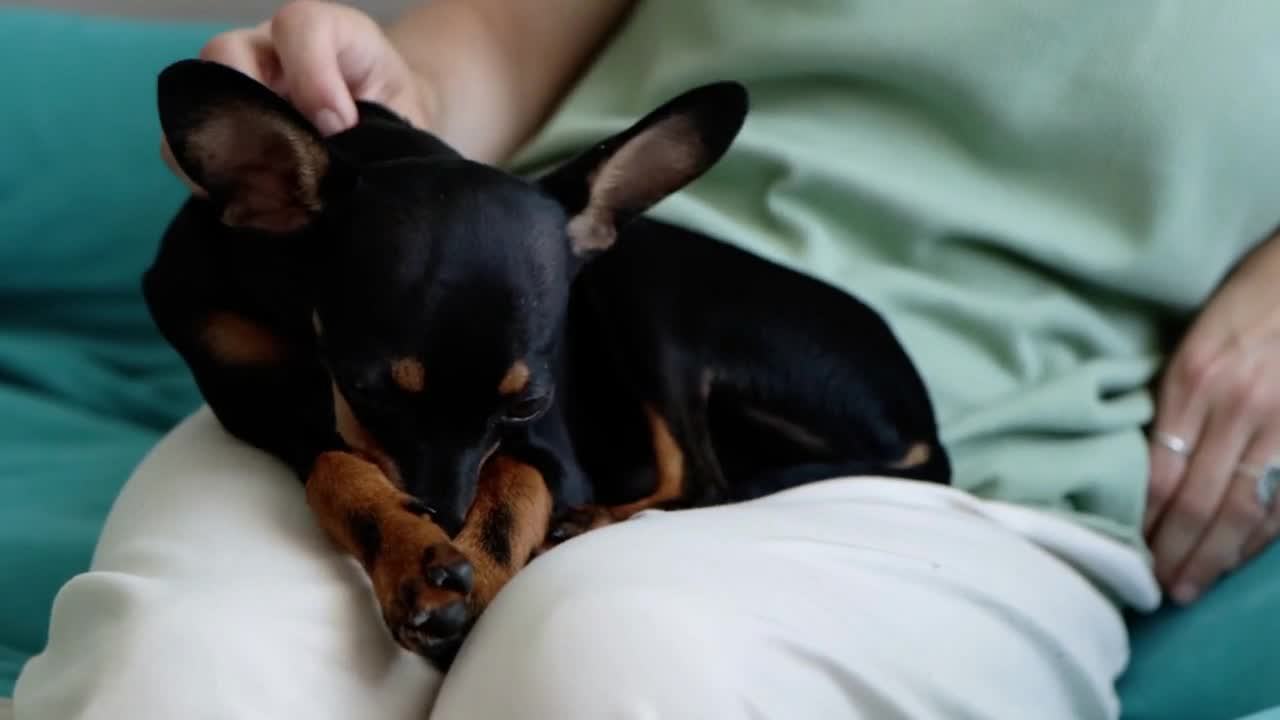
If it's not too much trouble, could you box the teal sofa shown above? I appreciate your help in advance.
[1,9,1277,718]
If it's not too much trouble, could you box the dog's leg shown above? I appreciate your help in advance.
[453,455,554,608]
[306,451,473,664]
[308,450,553,670]
[549,396,715,542]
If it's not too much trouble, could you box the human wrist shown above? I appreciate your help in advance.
[404,63,444,134]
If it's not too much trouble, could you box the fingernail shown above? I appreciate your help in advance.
[314,109,344,136]
[1173,583,1200,605]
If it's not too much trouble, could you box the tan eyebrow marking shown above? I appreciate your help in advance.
[498,360,530,396]
[390,357,426,394]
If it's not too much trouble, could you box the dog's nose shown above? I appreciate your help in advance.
[404,446,483,537]
[431,508,464,538]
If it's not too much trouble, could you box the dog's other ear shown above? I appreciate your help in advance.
[158,59,347,233]
[538,82,748,259]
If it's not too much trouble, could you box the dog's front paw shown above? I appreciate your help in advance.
[374,526,476,670]
[307,451,477,670]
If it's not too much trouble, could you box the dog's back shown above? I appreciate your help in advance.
[555,215,950,517]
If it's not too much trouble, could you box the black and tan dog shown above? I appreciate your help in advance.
[145,59,950,669]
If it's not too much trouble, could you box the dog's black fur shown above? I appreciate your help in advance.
[145,59,950,669]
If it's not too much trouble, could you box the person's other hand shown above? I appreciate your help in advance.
[161,0,433,195]
[1145,233,1280,605]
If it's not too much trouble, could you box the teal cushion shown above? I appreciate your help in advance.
[1120,538,1280,720]
[0,9,223,696]
[1,8,1278,717]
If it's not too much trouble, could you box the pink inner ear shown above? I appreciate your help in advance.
[187,103,329,233]
[567,115,707,257]
[221,166,319,233]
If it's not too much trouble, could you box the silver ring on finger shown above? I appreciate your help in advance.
[1235,461,1280,511]
[1152,430,1194,457]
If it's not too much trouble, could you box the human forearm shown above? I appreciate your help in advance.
[389,0,635,164]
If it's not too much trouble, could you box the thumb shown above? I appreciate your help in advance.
[269,2,361,135]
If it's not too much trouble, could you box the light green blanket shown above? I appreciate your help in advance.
[512,0,1280,557]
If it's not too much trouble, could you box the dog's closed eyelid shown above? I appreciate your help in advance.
[501,392,551,423]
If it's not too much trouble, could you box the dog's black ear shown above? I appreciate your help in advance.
[158,59,347,233]
[538,82,748,259]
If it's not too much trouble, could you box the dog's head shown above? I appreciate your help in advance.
[158,59,747,533]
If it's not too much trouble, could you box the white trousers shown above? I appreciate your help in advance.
[14,408,1160,720]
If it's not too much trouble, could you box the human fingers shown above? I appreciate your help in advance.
[1168,419,1280,604]
[198,21,281,88]
[1144,355,1212,534]
[1148,393,1251,597]
[269,0,376,134]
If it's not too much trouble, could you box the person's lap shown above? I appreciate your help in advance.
[15,408,1152,719]
[14,408,439,719]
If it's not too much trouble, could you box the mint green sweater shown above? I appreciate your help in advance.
[511,1,1280,553]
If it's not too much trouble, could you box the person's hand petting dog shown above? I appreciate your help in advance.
[193,1,432,134]
[161,1,429,196]
[1147,231,1280,605]
[160,0,635,195]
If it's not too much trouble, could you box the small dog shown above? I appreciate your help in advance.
[146,59,950,669]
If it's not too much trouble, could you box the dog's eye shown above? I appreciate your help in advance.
[502,394,551,424]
